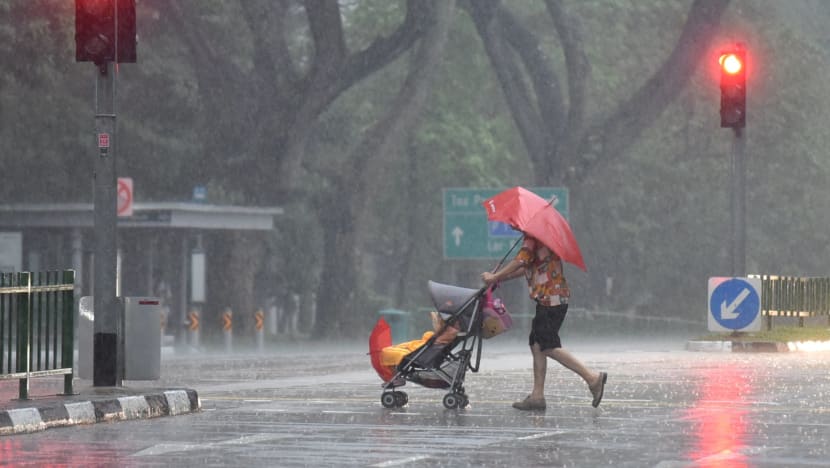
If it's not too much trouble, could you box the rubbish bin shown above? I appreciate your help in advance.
[123,297,161,380]
[378,309,410,344]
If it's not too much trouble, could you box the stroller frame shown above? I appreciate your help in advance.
[380,283,487,409]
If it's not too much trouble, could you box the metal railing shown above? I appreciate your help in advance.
[751,275,830,328]
[0,271,75,400]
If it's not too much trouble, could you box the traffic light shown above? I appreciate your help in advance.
[719,46,746,128]
[116,0,136,63]
[75,0,136,64]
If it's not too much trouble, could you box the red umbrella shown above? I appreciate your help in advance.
[368,318,394,382]
[482,186,586,271]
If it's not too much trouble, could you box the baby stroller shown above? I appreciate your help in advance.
[376,281,489,409]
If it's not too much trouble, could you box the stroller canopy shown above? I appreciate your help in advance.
[428,281,480,315]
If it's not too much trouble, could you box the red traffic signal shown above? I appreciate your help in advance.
[719,46,746,128]
[719,53,743,75]
[75,0,136,64]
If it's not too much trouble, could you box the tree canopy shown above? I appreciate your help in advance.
[3,0,830,338]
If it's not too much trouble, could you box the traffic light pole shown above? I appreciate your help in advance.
[93,62,121,387]
[730,127,746,277]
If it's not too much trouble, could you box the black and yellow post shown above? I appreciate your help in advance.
[222,308,233,353]
[254,309,265,352]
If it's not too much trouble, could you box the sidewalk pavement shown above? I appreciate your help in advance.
[0,379,199,436]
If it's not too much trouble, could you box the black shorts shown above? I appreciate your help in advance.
[529,303,568,351]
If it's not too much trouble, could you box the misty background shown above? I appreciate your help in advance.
[2,0,829,342]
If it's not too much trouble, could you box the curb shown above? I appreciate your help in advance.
[686,340,830,353]
[685,340,733,352]
[0,389,200,436]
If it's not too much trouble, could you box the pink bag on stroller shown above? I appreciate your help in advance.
[481,287,512,338]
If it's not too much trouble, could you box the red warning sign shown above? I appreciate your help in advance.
[117,177,133,217]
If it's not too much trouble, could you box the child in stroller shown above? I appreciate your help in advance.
[369,281,512,409]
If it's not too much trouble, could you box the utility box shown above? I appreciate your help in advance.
[77,296,161,381]
[123,297,161,380]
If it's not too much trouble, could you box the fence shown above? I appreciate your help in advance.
[751,275,830,328]
[0,271,75,400]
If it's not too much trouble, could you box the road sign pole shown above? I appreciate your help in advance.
[730,128,746,277]
[93,61,120,387]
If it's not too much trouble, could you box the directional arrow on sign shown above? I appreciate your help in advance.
[708,277,762,332]
[721,288,750,320]
[452,226,464,246]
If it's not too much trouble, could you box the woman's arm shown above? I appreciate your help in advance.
[481,257,525,285]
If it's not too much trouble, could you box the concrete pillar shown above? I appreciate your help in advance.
[146,233,155,296]
[116,247,122,298]
[178,236,188,345]
[71,228,84,297]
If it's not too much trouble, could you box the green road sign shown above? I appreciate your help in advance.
[443,187,568,259]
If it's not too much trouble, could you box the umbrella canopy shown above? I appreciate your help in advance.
[369,318,394,382]
[482,186,586,271]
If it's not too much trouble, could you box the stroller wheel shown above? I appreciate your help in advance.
[459,395,469,408]
[442,393,460,409]
[381,392,398,408]
[394,391,408,407]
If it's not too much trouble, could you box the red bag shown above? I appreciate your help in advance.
[481,287,513,339]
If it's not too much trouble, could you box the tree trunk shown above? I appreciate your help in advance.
[226,231,265,336]
[312,0,454,338]
[312,186,359,338]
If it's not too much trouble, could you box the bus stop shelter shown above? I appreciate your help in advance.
[0,202,282,343]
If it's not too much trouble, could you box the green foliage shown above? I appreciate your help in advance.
[4,0,830,337]
[569,0,689,116]
[342,0,406,51]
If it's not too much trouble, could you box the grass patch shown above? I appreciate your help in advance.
[696,326,830,343]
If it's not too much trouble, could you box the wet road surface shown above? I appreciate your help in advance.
[2,338,829,467]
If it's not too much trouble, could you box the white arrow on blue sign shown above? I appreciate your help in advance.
[707,277,762,332]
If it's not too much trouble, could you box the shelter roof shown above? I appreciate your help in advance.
[0,203,283,230]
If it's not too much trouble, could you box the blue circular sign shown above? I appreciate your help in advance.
[710,278,760,330]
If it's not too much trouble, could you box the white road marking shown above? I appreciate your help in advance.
[130,433,291,457]
[517,430,566,440]
[371,455,433,467]
[321,410,373,415]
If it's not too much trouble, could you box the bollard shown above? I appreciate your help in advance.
[254,308,265,352]
[187,308,200,348]
[222,307,233,352]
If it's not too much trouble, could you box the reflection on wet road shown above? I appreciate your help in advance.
[685,364,751,467]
